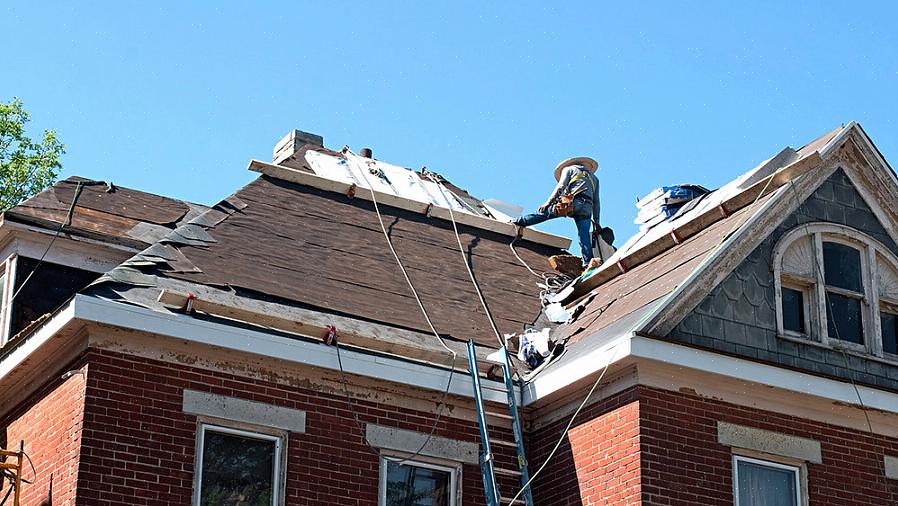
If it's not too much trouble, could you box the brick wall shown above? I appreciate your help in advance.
[640,386,898,506]
[527,384,898,505]
[77,348,517,505]
[0,358,88,506]
[526,388,642,505]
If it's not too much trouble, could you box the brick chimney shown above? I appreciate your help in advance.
[273,129,324,165]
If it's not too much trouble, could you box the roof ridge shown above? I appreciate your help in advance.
[247,158,572,250]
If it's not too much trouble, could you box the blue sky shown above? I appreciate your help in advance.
[3,2,897,247]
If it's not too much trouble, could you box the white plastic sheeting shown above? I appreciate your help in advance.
[305,150,474,215]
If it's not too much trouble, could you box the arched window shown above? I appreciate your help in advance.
[774,223,898,358]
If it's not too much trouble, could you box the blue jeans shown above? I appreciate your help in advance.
[515,197,594,264]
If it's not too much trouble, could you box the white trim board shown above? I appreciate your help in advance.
[524,333,898,417]
[247,159,571,250]
[1,295,511,406]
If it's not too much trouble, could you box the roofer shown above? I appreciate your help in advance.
[515,156,601,266]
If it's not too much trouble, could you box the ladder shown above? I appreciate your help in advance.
[0,441,24,506]
[467,340,534,506]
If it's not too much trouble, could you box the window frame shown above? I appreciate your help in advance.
[378,454,460,506]
[774,223,898,359]
[779,279,812,338]
[193,422,286,506]
[0,255,17,346]
[880,299,898,358]
[732,454,803,506]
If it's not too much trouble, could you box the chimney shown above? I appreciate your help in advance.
[360,147,373,158]
[273,129,324,164]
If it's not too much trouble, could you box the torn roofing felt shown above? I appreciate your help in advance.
[88,172,566,349]
[4,176,209,249]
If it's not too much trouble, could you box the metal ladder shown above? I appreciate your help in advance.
[466,340,534,506]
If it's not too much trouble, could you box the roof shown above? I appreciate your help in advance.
[560,192,776,346]
[4,176,208,249]
[90,165,566,351]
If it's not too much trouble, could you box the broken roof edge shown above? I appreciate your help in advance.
[247,159,572,250]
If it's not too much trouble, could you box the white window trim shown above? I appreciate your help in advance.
[378,453,460,506]
[193,422,286,506]
[732,454,803,506]
[0,255,17,346]
[774,222,898,359]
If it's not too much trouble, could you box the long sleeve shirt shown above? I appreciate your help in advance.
[543,165,601,224]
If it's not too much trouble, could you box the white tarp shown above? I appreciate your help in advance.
[305,150,471,214]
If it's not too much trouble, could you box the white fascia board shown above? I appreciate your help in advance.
[628,335,898,414]
[0,300,76,381]
[524,332,898,416]
[68,295,509,404]
[818,122,855,160]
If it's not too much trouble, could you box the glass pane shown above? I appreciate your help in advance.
[823,242,863,293]
[736,460,798,506]
[200,430,276,506]
[782,287,805,334]
[385,460,452,506]
[882,312,898,355]
[826,293,863,344]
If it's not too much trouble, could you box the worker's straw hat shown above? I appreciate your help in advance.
[554,156,599,181]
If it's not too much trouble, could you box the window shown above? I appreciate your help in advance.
[882,310,898,355]
[774,223,898,358]
[822,241,864,344]
[733,455,801,506]
[380,456,457,506]
[781,286,807,335]
[194,424,283,506]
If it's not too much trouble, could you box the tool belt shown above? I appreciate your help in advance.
[552,188,588,216]
[552,193,576,216]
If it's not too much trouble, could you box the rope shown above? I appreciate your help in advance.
[342,148,458,465]
[428,175,505,348]
[507,341,622,505]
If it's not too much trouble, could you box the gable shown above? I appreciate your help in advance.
[668,168,898,390]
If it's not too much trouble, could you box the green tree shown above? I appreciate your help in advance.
[0,98,65,211]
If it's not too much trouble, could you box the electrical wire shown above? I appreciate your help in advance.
[784,178,897,503]
[342,149,458,465]
[785,179,875,433]
[507,341,621,505]
[1,181,86,316]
